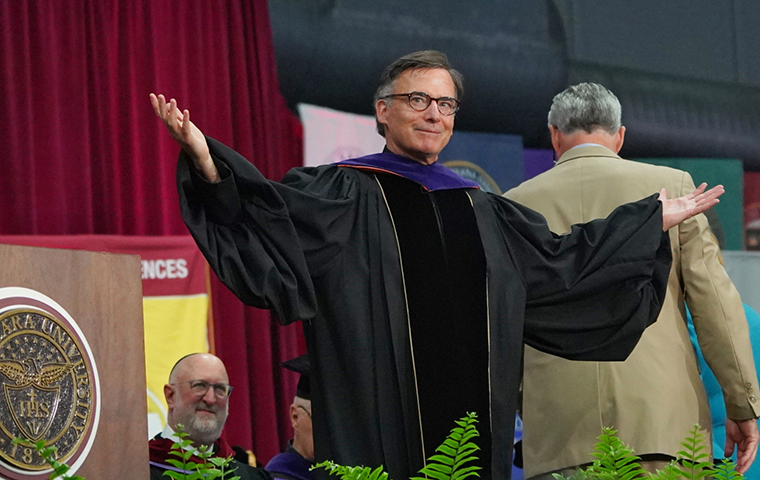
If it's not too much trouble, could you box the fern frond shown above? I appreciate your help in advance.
[676,425,713,480]
[584,427,646,480]
[412,412,481,480]
[711,457,745,480]
[647,461,682,480]
[312,461,391,480]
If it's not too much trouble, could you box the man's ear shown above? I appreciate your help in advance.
[549,125,562,154]
[376,100,389,128]
[613,126,626,153]
[164,384,176,408]
[290,404,299,430]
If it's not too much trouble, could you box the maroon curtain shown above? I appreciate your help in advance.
[0,0,304,464]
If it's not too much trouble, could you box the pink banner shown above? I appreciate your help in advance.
[744,173,760,250]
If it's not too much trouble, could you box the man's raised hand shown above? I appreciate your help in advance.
[150,93,220,183]
[660,183,724,231]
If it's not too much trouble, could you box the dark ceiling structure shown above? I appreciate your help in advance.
[268,0,760,170]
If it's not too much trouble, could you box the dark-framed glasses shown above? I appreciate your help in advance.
[381,91,460,116]
[297,404,312,419]
[177,380,234,398]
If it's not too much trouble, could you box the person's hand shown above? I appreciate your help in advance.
[659,183,724,231]
[725,417,759,473]
[150,93,220,183]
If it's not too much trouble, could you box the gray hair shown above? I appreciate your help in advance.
[373,50,464,137]
[548,82,622,135]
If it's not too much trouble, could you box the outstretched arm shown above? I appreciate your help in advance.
[150,93,220,183]
[725,417,759,473]
[659,182,724,231]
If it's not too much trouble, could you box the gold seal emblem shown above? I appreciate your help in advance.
[0,301,97,476]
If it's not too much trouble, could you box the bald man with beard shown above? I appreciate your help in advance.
[149,353,272,480]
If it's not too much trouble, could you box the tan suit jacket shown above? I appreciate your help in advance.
[505,145,760,478]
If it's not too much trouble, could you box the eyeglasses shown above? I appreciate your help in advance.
[297,405,312,419]
[174,380,234,398]
[381,92,460,116]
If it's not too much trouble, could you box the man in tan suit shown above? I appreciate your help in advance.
[505,83,760,478]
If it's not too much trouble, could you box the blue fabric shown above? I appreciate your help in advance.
[687,303,760,479]
[265,443,314,480]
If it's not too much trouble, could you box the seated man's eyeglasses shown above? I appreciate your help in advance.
[175,380,234,398]
[381,91,461,116]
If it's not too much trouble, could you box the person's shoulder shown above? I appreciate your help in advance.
[502,165,568,202]
[614,158,695,194]
[503,171,554,199]
[232,459,275,480]
[617,157,687,177]
[280,162,354,186]
[149,463,168,480]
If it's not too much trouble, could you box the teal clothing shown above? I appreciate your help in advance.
[687,303,760,478]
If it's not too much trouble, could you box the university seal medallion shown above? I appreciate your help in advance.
[0,288,100,479]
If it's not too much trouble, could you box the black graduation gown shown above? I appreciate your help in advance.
[177,138,671,480]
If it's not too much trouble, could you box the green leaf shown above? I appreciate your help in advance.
[619,468,647,480]
[416,470,449,480]
[368,465,389,480]
[451,465,481,480]
[427,454,455,466]
[421,464,452,474]
[41,445,57,456]
[453,456,480,470]
[436,444,457,456]
[165,459,186,469]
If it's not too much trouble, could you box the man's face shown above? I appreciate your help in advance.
[166,355,230,447]
[292,398,314,461]
[376,68,456,165]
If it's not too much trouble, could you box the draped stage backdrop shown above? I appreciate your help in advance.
[0,0,306,464]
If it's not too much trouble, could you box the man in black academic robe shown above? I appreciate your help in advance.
[151,51,723,480]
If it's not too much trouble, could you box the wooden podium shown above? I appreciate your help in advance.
[0,243,148,479]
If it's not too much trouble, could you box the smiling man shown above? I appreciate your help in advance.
[148,353,271,480]
[152,50,724,480]
[374,67,458,163]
